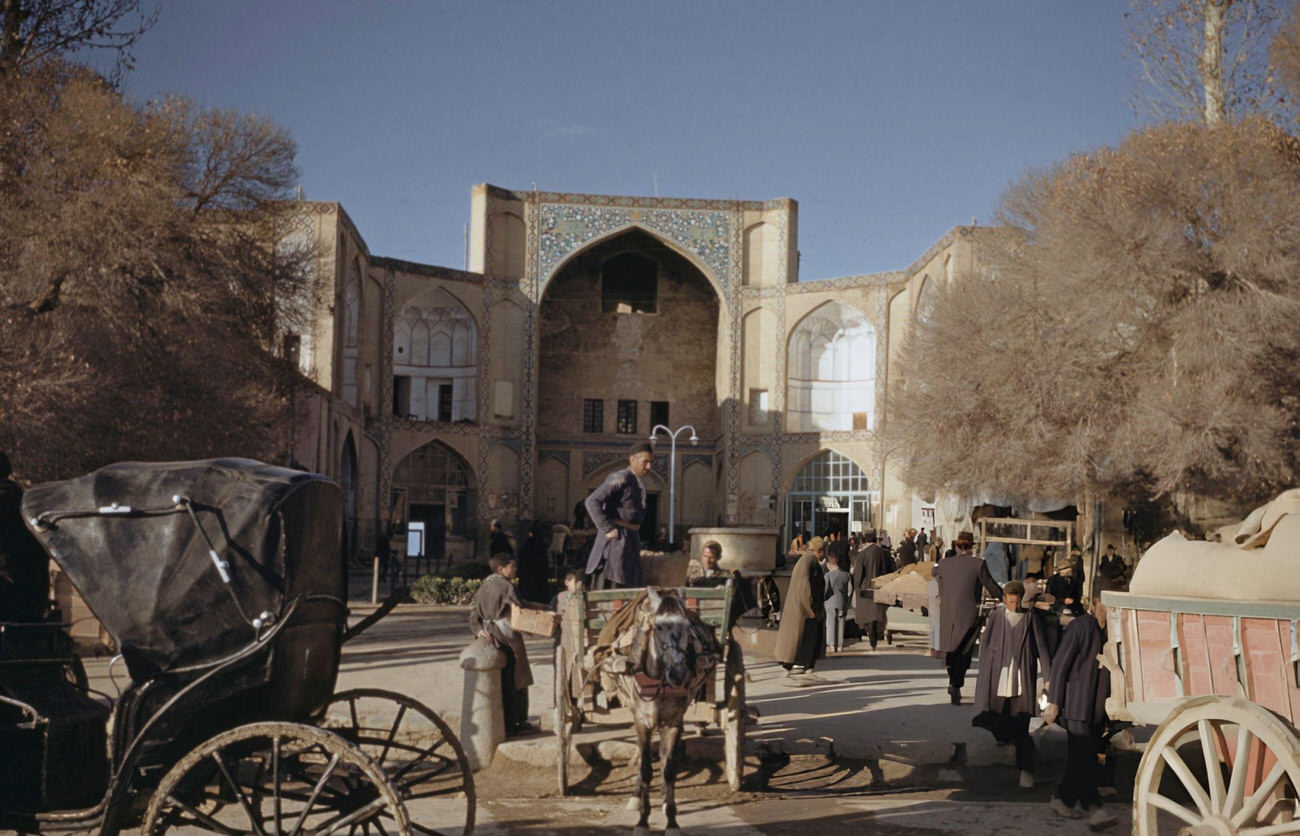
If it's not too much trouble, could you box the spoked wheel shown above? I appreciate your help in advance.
[723,640,746,792]
[317,689,475,836]
[143,721,410,835]
[1134,696,1300,835]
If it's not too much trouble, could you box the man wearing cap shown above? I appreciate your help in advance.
[775,535,827,674]
[583,442,654,589]
[933,529,1003,704]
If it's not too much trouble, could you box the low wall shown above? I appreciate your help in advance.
[687,527,780,574]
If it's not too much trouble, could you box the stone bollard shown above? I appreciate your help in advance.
[459,638,507,771]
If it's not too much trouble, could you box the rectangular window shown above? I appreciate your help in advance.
[852,411,868,431]
[393,376,411,417]
[616,399,637,434]
[282,333,301,367]
[650,400,669,429]
[438,383,454,422]
[583,399,603,433]
[749,388,769,425]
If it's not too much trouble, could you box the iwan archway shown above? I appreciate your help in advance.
[535,228,721,538]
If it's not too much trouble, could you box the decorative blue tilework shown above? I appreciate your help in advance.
[538,204,732,293]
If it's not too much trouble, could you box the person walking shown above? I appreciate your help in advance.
[1041,591,1117,828]
[972,580,1054,789]
[775,536,826,675]
[933,530,1002,704]
[896,530,917,567]
[823,548,851,653]
[851,530,890,651]
[583,441,653,589]
[489,518,513,558]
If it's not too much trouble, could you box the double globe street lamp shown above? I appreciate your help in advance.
[649,423,698,547]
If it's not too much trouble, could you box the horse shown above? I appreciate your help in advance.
[609,588,720,836]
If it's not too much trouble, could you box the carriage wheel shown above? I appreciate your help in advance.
[143,721,410,835]
[554,649,576,796]
[318,689,476,835]
[1134,696,1300,835]
[723,640,746,792]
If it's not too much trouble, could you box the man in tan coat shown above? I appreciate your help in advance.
[775,537,826,674]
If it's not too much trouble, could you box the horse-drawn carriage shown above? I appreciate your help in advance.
[553,579,748,811]
[1102,502,1300,835]
[0,458,473,835]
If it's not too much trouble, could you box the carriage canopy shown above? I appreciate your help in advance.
[20,459,342,677]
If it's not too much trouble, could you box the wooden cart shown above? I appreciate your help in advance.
[1101,589,1300,834]
[553,580,747,795]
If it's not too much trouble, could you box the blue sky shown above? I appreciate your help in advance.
[113,1,1140,279]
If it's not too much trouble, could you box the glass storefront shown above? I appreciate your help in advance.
[786,450,871,539]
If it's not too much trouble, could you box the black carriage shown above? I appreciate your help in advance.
[0,459,473,835]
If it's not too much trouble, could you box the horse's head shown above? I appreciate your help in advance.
[643,589,699,689]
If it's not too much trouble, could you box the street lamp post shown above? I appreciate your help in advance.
[649,423,698,546]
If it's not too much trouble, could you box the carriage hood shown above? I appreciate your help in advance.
[20,458,342,679]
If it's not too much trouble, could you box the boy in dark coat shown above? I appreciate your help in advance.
[1042,592,1117,828]
[971,580,1053,789]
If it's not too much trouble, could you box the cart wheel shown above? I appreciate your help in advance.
[143,721,410,835]
[318,689,476,835]
[1134,695,1300,835]
[723,641,746,792]
[555,649,575,796]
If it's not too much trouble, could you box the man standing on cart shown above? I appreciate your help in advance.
[583,442,653,589]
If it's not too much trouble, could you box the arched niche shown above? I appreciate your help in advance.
[535,456,570,522]
[786,301,876,432]
[392,440,477,540]
[393,288,477,422]
[743,222,772,287]
[680,461,714,526]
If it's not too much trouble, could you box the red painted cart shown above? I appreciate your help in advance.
[1102,589,1300,834]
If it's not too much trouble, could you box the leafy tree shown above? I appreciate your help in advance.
[0,61,313,481]
[888,118,1300,507]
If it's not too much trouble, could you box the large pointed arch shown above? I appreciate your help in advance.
[785,448,872,540]
[541,223,726,303]
[391,440,478,541]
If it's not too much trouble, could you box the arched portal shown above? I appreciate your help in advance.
[786,450,871,539]
[392,441,477,564]
[537,228,721,442]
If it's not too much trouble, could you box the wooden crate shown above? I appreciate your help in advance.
[510,603,557,637]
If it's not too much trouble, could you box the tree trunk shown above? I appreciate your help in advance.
[1202,0,1229,125]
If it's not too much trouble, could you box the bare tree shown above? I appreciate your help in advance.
[0,0,154,76]
[888,118,1300,506]
[1127,0,1288,123]
[0,62,312,481]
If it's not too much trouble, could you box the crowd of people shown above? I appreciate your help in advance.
[773,526,1120,829]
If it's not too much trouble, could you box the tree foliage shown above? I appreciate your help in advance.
[0,61,313,481]
[888,118,1300,505]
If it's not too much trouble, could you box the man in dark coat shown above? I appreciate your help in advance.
[972,581,1054,789]
[489,518,514,558]
[0,452,49,622]
[1042,592,1115,827]
[775,537,826,674]
[583,442,653,589]
[933,530,1002,704]
[896,533,917,567]
[914,528,928,560]
[851,530,890,650]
